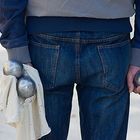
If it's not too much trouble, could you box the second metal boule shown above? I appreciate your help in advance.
[17,76,37,99]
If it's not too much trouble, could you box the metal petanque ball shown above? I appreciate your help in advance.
[17,76,37,99]
[3,60,24,78]
[134,71,140,87]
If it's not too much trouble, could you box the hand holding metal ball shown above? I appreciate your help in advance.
[134,70,140,87]
[3,60,24,78]
[3,60,36,99]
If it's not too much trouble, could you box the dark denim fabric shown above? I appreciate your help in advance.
[28,31,131,140]
[0,0,28,49]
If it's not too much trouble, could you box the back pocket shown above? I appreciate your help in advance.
[28,34,60,89]
[97,39,131,92]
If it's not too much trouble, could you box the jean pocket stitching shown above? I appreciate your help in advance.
[38,33,127,43]
[51,48,60,88]
[29,40,60,49]
[80,33,129,44]
[104,81,120,92]
[97,46,122,92]
[97,41,131,92]
[29,42,60,89]
[98,40,130,49]
[97,47,107,87]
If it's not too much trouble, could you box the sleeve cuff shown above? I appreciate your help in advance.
[7,46,31,64]
[130,48,140,67]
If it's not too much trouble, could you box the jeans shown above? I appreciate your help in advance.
[28,31,131,140]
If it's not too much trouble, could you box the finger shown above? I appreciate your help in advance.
[134,86,140,94]
[26,63,32,66]
[24,63,33,67]
[133,88,139,94]
[127,73,135,93]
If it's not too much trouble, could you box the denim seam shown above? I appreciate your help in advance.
[97,45,129,92]
[98,40,130,49]
[37,33,129,44]
[50,46,60,88]
[97,47,106,88]
[75,32,81,84]
[104,82,119,92]
[29,39,60,49]
[97,48,119,92]
[30,40,60,89]
[97,47,119,92]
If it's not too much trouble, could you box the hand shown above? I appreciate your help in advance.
[127,65,140,94]
[24,62,33,67]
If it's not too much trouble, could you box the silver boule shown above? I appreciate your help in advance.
[17,76,36,99]
[23,70,29,77]
[3,60,24,78]
[134,71,140,87]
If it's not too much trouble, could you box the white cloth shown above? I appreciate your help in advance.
[0,64,51,140]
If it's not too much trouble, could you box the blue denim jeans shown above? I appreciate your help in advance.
[28,31,131,140]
